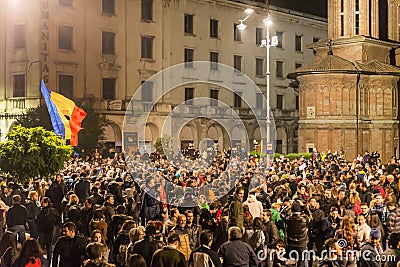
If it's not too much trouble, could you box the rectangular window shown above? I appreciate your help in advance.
[141,0,153,21]
[355,14,360,35]
[102,31,115,55]
[256,58,264,76]
[340,0,344,36]
[276,140,283,154]
[13,74,25,97]
[184,14,194,34]
[102,0,115,15]
[210,52,219,70]
[313,37,320,54]
[58,25,73,50]
[355,0,360,35]
[210,89,218,106]
[296,95,299,110]
[234,24,241,41]
[256,93,263,109]
[102,78,116,99]
[14,25,25,49]
[277,94,284,109]
[185,87,194,105]
[59,75,74,99]
[59,0,72,6]
[276,60,284,78]
[184,48,194,68]
[142,81,153,102]
[234,92,242,108]
[295,34,302,52]
[276,31,283,48]
[256,27,263,45]
[295,63,303,69]
[210,19,219,38]
[141,36,154,59]
[234,55,242,72]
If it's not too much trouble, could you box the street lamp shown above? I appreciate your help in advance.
[237,12,277,157]
[260,16,277,158]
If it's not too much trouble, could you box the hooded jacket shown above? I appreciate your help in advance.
[243,194,263,219]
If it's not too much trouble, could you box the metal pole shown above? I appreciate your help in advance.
[266,18,271,162]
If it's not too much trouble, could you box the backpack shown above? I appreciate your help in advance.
[25,257,41,267]
[116,243,128,266]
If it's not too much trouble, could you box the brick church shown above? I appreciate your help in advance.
[288,0,400,163]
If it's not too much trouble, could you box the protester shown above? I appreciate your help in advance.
[1,146,400,266]
[52,222,87,267]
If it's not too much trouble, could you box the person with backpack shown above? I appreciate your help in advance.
[107,205,132,263]
[189,230,221,267]
[82,242,115,267]
[36,197,61,263]
[24,191,40,239]
[12,239,48,267]
[113,220,136,267]
[131,225,164,267]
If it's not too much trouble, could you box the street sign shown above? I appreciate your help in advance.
[267,143,273,154]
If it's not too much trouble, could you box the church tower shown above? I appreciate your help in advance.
[288,0,400,162]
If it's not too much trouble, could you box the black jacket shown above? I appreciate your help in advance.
[36,206,61,233]
[24,200,40,221]
[74,178,91,204]
[107,214,132,243]
[6,203,28,227]
[52,234,87,267]
[132,235,164,267]
[309,207,325,239]
[46,181,66,212]
[285,211,312,247]
[218,239,258,267]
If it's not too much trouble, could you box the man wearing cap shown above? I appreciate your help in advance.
[360,228,383,267]
[151,233,186,267]
[132,225,164,267]
[218,226,258,267]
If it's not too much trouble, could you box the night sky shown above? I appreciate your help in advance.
[269,0,327,18]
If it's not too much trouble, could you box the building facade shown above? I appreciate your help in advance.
[0,0,327,154]
[289,0,400,162]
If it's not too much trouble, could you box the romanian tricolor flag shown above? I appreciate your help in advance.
[40,81,87,146]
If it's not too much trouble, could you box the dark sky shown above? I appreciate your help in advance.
[269,0,327,18]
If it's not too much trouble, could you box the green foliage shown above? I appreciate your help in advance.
[249,151,267,158]
[75,104,110,158]
[275,152,312,160]
[154,135,173,154]
[0,126,73,184]
[16,105,53,130]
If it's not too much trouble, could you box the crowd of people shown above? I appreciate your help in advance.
[0,147,400,267]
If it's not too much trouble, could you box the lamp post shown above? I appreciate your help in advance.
[238,10,277,156]
[261,17,277,158]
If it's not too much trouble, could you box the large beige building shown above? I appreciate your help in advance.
[0,0,327,154]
